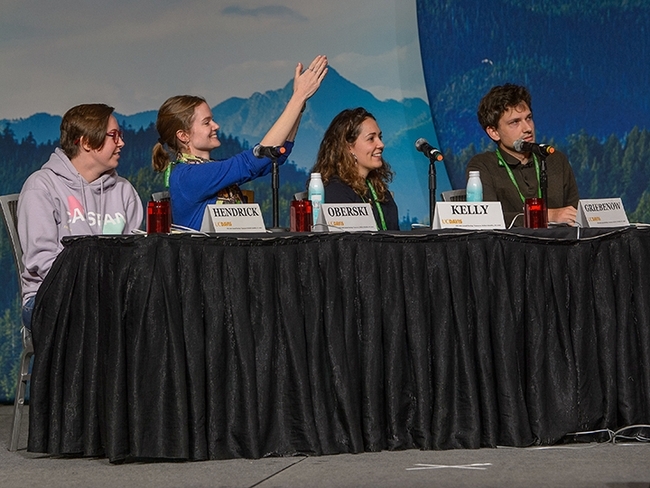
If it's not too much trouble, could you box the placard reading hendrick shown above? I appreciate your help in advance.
[200,204,267,233]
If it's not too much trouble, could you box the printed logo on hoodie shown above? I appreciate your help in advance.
[67,195,126,234]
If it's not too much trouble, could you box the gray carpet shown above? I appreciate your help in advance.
[2,404,650,487]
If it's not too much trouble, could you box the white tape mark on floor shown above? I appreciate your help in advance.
[406,463,492,471]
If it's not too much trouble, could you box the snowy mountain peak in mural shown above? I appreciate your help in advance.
[0,68,436,170]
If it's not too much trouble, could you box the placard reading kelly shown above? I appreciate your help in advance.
[432,202,505,230]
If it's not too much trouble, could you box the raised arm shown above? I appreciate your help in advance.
[260,55,328,146]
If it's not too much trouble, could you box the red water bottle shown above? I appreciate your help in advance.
[524,197,548,228]
[147,200,171,233]
[290,199,312,232]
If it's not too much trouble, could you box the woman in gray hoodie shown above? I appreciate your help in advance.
[17,103,144,329]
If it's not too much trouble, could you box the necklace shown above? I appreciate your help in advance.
[165,153,208,187]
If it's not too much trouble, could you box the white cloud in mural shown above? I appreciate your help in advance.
[221,5,309,21]
[0,0,427,119]
[331,40,427,101]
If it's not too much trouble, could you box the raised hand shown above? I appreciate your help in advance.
[293,55,328,102]
[260,55,328,147]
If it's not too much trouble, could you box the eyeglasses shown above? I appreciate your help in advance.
[106,130,124,144]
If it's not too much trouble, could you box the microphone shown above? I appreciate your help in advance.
[415,138,444,161]
[253,144,286,159]
[513,139,555,157]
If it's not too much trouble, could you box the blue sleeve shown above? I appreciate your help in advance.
[173,142,293,202]
[247,141,294,180]
[170,141,294,230]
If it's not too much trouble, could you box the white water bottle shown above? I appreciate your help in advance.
[308,173,325,226]
[466,170,483,202]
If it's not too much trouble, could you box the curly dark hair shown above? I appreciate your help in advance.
[311,107,393,201]
[477,83,532,131]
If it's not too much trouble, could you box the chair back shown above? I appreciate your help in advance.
[1,193,34,452]
[0,194,24,288]
[240,189,254,204]
[441,189,467,202]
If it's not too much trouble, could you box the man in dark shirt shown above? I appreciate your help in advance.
[466,84,579,227]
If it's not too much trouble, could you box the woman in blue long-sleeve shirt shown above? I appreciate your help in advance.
[152,55,328,230]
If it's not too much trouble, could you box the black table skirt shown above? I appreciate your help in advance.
[27,228,650,462]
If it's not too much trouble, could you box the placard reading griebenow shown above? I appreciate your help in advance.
[576,198,629,228]
[200,204,266,232]
[432,202,505,230]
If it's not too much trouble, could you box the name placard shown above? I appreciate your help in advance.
[200,204,266,233]
[576,198,629,228]
[316,203,378,232]
[432,202,505,230]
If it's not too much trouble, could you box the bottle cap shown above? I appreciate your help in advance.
[311,172,321,178]
[469,170,480,177]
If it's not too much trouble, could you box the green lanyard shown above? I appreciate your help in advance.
[365,180,387,231]
[495,148,541,204]
[164,162,175,188]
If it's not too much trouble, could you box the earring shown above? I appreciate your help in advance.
[351,153,358,164]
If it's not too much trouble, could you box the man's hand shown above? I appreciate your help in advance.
[548,205,577,224]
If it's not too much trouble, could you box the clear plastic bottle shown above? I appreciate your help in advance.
[308,173,325,226]
[466,170,483,202]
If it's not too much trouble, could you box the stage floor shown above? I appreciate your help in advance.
[2,404,650,488]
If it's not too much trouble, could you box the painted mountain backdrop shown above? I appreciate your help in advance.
[415,0,650,220]
[0,68,447,224]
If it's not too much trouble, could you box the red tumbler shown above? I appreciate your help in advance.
[524,197,548,229]
[147,200,171,234]
[290,199,313,232]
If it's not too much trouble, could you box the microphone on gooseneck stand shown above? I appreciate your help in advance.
[513,139,555,157]
[415,138,444,161]
[253,144,287,231]
[415,138,443,226]
[253,144,286,159]
[514,139,552,202]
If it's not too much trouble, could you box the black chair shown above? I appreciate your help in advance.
[240,189,255,204]
[441,189,467,202]
[0,193,33,452]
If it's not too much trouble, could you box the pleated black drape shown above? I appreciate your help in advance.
[27,228,650,462]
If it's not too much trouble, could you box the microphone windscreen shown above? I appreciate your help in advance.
[513,139,525,152]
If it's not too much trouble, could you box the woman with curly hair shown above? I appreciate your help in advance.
[310,107,399,230]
